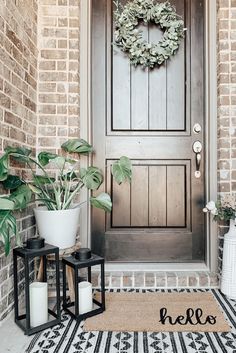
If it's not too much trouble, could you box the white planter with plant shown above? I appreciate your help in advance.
[34,207,81,249]
[203,196,236,298]
[0,139,132,254]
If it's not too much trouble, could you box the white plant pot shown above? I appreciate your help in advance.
[221,219,236,299]
[34,207,80,249]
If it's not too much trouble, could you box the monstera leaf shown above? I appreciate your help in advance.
[2,175,24,190]
[4,146,32,164]
[61,139,93,154]
[33,175,55,185]
[90,193,112,212]
[80,167,103,190]
[0,210,18,256]
[0,197,15,210]
[112,156,132,184]
[8,185,32,210]
[4,146,32,156]
[38,152,58,167]
[0,154,9,181]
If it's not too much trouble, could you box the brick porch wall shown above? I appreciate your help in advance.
[37,0,80,154]
[217,0,236,272]
[0,0,38,321]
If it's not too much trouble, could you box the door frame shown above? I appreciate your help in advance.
[79,0,218,271]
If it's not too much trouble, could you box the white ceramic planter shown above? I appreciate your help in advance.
[34,207,80,249]
[221,219,236,299]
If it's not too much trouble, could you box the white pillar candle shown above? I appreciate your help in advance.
[79,281,93,314]
[29,282,48,327]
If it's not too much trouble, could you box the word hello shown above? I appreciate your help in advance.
[159,307,216,325]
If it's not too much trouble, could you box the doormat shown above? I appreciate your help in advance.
[84,292,230,332]
[26,289,236,353]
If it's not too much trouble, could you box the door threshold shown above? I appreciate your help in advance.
[105,262,209,272]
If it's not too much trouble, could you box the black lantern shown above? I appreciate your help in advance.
[13,239,61,335]
[62,248,105,321]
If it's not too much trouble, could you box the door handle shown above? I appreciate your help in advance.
[193,141,202,178]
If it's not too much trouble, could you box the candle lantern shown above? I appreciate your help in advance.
[13,238,61,335]
[62,248,105,321]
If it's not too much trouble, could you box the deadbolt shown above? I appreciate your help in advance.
[193,123,202,134]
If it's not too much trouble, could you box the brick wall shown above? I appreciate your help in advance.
[0,0,38,320]
[217,0,236,272]
[37,0,80,154]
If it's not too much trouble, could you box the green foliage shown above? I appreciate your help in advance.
[0,139,132,255]
[0,185,31,255]
[0,185,32,211]
[8,185,32,210]
[90,193,112,212]
[80,167,103,190]
[112,156,132,184]
[61,139,93,154]
[0,211,18,256]
[2,175,24,190]
[38,152,58,166]
[203,198,236,222]
[113,0,185,69]
[0,154,9,181]
[0,198,15,210]
[33,175,55,185]
[4,146,32,156]
[214,200,235,221]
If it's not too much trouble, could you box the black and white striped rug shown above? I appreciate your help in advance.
[26,289,236,353]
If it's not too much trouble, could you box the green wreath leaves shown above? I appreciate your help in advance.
[114,0,185,69]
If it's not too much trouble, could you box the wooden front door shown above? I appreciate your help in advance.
[91,0,205,262]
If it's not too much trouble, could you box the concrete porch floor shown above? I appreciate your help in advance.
[0,314,31,353]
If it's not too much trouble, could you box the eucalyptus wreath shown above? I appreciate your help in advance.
[114,0,185,69]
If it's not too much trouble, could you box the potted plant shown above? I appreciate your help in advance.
[203,196,236,229]
[203,195,236,299]
[0,139,132,255]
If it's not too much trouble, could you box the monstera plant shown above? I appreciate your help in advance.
[0,139,132,255]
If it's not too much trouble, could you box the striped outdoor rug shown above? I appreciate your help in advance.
[26,289,236,353]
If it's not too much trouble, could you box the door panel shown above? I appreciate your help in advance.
[149,166,166,226]
[110,163,188,228]
[92,0,205,262]
[112,0,186,132]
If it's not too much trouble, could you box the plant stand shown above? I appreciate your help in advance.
[221,219,236,299]
[37,244,81,300]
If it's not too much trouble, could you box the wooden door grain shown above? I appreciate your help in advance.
[92,0,205,262]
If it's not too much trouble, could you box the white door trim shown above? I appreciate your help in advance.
[205,0,218,272]
[80,0,218,272]
[79,0,92,248]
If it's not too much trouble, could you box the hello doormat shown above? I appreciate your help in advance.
[26,290,236,353]
[84,292,230,332]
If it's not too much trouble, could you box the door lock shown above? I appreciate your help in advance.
[193,141,202,178]
[193,123,202,134]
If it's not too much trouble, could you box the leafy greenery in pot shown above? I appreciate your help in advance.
[0,139,132,255]
[203,195,236,221]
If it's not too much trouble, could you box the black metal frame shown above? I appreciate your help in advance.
[13,244,61,335]
[62,254,105,321]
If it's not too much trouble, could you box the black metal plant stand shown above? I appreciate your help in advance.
[62,253,105,321]
[13,243,61,335]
